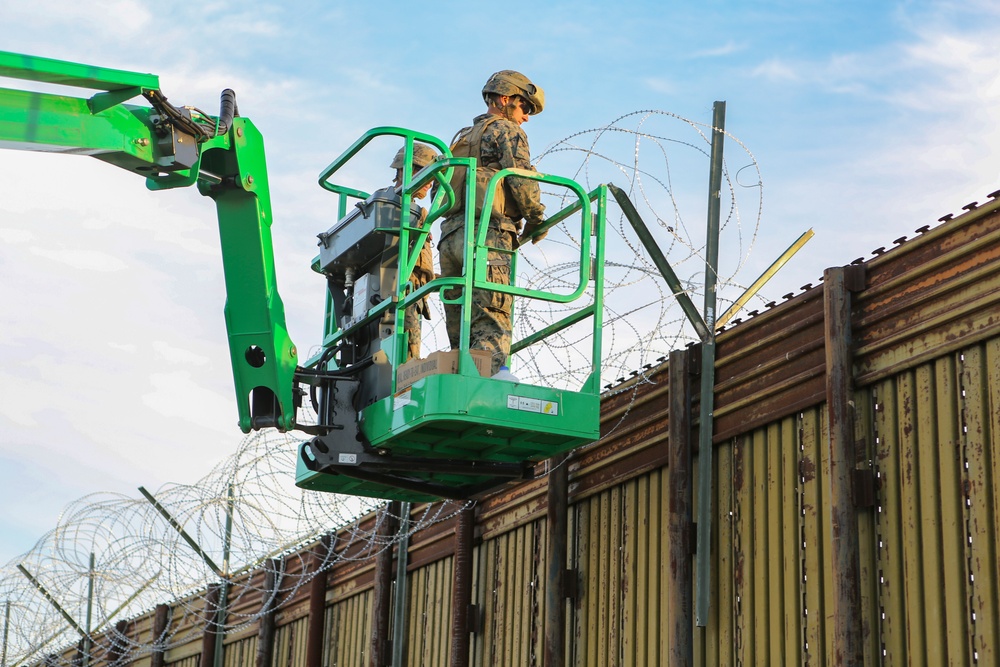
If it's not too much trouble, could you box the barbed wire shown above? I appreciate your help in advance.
[0,109,764,665]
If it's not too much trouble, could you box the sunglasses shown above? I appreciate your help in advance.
[516,97,535,116]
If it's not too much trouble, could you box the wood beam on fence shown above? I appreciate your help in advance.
[150,604,168,667]
[372,503,400,667]
[256,558,282,667]
[106,620,129,667]
[544,453,570,667]
[307,533,334,667]
[199,584,221,667]
[823,265,866,666]
[668,348,694,665]
[450,505,475,667]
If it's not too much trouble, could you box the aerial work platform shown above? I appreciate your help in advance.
[295,128,608,500]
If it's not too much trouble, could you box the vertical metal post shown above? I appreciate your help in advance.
[306,534,333,667]
[256,558,281,667]
[544,454,569,667]
[695,100,726,626]
[2,600,10,667]
[82,552,94,667]
[450,505,475,667]
[150,604,169,667]
[199,585,221,667]
[107,620,129,667]
[668,349,694,664]
[391,502,412,667]
[824,265,865,665]
[214,482,235,667]
[372,503,400,667]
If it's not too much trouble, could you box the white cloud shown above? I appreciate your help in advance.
[152,340,212,366]
[690,41,745,58]
[0,228,33,243]
[751,58,801,82]
[642,77,676,95]
[141,370,235,436]
[29,247,129,272]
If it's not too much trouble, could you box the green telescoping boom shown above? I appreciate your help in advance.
[1,52,610,501]
[0,51,297,435]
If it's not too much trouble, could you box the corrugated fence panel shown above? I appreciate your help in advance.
[165,656,199,667]
[474,520,544,667]
[630,469,666,666]
[324,591,370,667]
[961,338,1000,664]
[222,633,256,667]
[799,406,832,667]
[729,415,805,666]
[405,556,453,667]
[697,438,736,667]
[272,614,308,667]
[573,486,606,666]
[872,355,981,667]
[852,386,881,667]
[570,478,655,667]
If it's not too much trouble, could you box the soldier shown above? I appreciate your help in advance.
[438,70,548,375]
[386,143,439,361]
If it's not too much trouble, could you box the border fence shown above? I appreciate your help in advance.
[13,189,1000,666]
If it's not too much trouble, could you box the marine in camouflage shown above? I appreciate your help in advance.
[404,232,435,361]
[439,110,546,375]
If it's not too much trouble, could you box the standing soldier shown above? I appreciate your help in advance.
[386,143,439,361]
[438,70,548,375]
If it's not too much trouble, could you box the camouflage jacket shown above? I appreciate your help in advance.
[442,113,545,238]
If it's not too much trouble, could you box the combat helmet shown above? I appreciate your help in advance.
[482,70,545,115]
[390,143,440,170]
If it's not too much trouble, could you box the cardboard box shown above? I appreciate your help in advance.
[395,349,492,392]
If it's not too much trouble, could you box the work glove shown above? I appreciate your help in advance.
[517,220,548,247]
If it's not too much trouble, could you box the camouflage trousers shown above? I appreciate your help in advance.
[403,239,434,362]
[438,223,515,375]
[403,299,426,361]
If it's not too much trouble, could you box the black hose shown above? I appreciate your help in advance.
[143,88,240,142]
[215,88,238,136]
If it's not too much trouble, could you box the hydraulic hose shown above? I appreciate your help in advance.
[144,87,240,141]
[215,88,238,136]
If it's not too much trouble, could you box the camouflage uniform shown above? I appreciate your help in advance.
[403,210,434,361]
[438,113,545,374]
[364,182,434,362]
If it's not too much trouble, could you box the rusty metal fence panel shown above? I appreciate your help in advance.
[727,416,806,665]
[165,657,198,667]
[271,614,308,667]
[405,557,453,666]
[324,591,370,667]
[869,342,1000,666]
[221,633,256,667]
[29,196,1000,667]
[472,521,545,667]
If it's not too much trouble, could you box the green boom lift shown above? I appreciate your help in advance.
[0,52,608,501]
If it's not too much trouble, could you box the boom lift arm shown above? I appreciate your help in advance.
[0,51,298,433]
[2,51,612,502]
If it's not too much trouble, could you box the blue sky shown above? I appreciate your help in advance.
[2,0,999,565]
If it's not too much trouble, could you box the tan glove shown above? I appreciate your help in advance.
[411,241,435,286]
[517,219,548,246]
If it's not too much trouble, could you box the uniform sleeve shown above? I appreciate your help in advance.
[491,122,546,225]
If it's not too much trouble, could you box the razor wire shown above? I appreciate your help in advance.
[0,109,764,666]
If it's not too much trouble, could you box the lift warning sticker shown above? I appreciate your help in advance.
[506,394,559,416]
[394,389,414,411]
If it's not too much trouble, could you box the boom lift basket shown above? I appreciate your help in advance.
[295,128,608,501]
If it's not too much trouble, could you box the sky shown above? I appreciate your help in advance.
[2,0,999,565]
